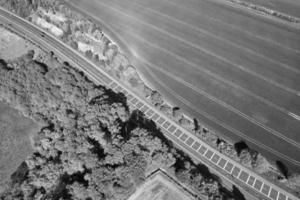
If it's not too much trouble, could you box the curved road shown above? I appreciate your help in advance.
[67,0,300,172]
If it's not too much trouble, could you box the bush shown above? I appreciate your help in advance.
[150,91,163,107]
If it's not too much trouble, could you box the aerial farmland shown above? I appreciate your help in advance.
[68,0,300,173]
[0,0,300,199]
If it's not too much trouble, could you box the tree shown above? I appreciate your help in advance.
[85,50,93,60]
[143,85,152,98]
[150,91,163,107]
[234,141,248,157]
[70,40,78,50]
[24,49,35,62]
[276,160,290,179]
[67,182,90,200]
[172,107,182,120]
[93,54,100,63]
[159,104,172,116]
[44,15,51,23]
[104,44,118,63]
[179,116,193,130]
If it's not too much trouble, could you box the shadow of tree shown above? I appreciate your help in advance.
[121,110,172,146]
[191,163,221,182]
[276,160,290,179]
[232,185,246,200]
[105,89,129,111]
[234,141,248,156]
[0,59,12,70]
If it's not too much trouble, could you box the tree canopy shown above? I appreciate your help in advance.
[0,52,235,200]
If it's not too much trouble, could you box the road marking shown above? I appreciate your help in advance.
[211,154,221,164]
[204,150,214,159]
[163,121,171,129]
[174,129,182,137]
[168,125,176,133]
[225,162,234,173]
[278,193,287,200]
[131,97,138,105]
[157,117,166,124]
[247,176,256,187]
[191,141,201,151]
[198,145,208,155]
[115,85,122,92]
[151,113,160,121]
[239,171,249,183]
[217,158,227,168]
[127,94,134,101]
[136,101,144,109]
[185,137,194,146]
[231,166,241,178]
[179,133,189,142]
[269,188,279,200]
[289,112,300,121]
[110,81,118,88]
[140,105,149,113]
[261,183,271,196]
[244,173,251,183]
[254,179,263,191]
[146,109,154,117]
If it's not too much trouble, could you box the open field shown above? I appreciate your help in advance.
[0,101,40,184]
[69,0,300,173]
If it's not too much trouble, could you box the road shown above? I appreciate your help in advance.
[66,0,300,173]
[0,6,298,200]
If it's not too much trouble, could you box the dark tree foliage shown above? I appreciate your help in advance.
[10,162,29,185]
[232,185,246,200]
[234,141,248,156]
[276,160,290,179]
[85,50,93,60]
[0,55,131,200]
[70,40,78,50]
[150,90,163,107]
